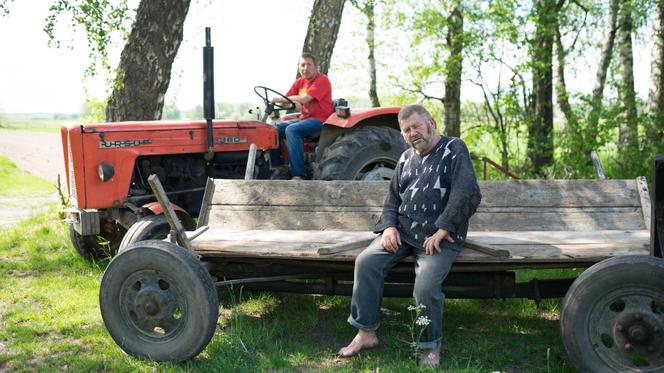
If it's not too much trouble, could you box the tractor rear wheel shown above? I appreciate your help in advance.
[99,240,219,362]
[315,126,406,180]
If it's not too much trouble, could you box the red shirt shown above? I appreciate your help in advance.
[286,73,333,122]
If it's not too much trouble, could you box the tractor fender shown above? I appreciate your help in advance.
[316,107,401,163]
[141,201,196,230]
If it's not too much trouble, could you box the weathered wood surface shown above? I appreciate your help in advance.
[207,207,646,231]
[191,229,649,264]
[195,178,651,266]
[210,179,641,207]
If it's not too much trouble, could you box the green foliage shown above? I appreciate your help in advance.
[0,0,13,16]
[79,98,106,124]
[43,0,132,77]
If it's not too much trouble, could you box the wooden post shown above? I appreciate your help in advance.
[244,143,257,180]
[147,174,194,251]
[651,155,664,257]
[591,150,606,180]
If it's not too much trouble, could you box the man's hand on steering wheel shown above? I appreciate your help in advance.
[254,86,296,111]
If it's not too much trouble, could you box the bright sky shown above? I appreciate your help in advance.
[0,0,317,114]
[0,0,655,114]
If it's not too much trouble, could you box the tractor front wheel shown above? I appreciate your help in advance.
[69,223,126,260]
[315,126,406,181]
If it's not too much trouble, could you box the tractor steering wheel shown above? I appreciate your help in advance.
[253,86,296,111]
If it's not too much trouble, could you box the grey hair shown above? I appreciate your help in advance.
[398,104,433,124]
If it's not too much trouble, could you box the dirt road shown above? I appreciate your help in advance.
[0,129,64,227]
[0,129,65,184]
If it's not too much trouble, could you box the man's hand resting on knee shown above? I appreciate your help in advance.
[380,227,401,253]
[424,229,455,255]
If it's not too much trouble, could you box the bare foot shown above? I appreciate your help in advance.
[419,347,441,368]
[337,330,379,358]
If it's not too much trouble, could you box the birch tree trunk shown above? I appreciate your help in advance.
[616,0,638,152]
[444,1,463,137]
[106,0,190,121]
[554,20,576,133]
[527,0,556,176]
[365,0,380,107]
[300,0,346,76]
[648,0,664,144]
[583,0,619,157]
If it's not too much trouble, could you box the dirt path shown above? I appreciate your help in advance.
[0,129,63,227]
[0,129,65,184]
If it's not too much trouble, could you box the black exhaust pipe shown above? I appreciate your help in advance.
[203,27,215,162]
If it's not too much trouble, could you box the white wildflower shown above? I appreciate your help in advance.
[416,315,431,327]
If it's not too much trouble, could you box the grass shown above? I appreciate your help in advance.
[0,119,64,133]
[0,156,55,197]
[0,208,577,372]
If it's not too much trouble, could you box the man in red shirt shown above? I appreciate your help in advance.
[272,53,333,179]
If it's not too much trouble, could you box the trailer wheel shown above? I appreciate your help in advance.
[315,126,406,180]
[69,224,125,260]
[560,256,664,372]
[100,240,219,362]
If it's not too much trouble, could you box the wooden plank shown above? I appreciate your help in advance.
[206,208,381,230]
[464,239,510,257]
[467,230,650,245]
[196,177,215,229]
[317,238,376,255]
[194,228,649,246]
[636,176,652,231]
[206,207,646,231]
[192,239,649,263]
[210,179,641,208]
[148,174,193,251]
[468,210,647,231]
[195,229,377,243]
[211,180,388,207]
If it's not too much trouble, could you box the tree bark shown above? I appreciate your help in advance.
[106,0,190,122]
[365,0,380,107]
[444,1,463,137]
[554,19,576,133]
[648,0,664,144]
[527,0,556,176]
[616,0,638,152]
[584,0,619,157]
[300,0,345,76]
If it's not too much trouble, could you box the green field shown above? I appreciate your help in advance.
[0,156,55,197]
[0,118,65,133]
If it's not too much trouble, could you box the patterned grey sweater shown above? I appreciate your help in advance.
[374,136,482,248]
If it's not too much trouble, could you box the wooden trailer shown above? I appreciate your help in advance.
[98,157,664,371]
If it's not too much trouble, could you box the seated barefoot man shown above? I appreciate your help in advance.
[338,104,481,368]
[271,52,333,180]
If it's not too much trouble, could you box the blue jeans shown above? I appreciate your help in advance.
[274,118,323,177]
[347,236,461,349]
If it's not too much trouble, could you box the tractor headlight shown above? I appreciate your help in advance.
[98,162,115,182]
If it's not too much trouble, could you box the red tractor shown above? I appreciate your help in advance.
[61,99,406,259]
[61,30,406,258]
[61,101,405,258]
